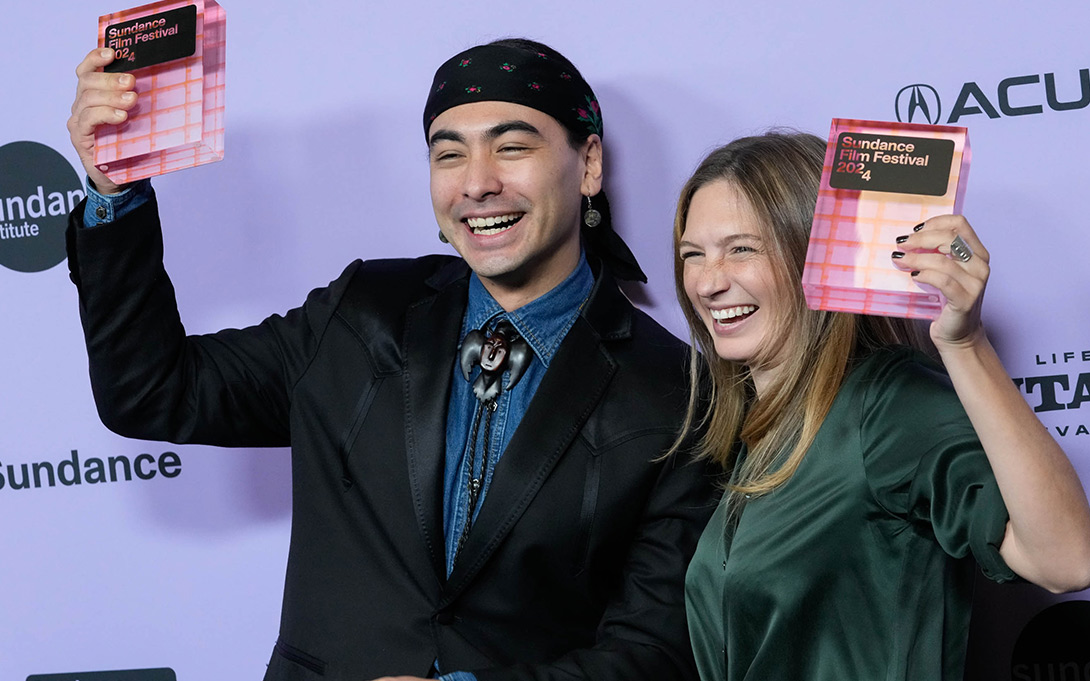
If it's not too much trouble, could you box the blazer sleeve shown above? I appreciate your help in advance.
[66,195,357,448]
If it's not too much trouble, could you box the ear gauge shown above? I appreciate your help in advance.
[439,231,449,244]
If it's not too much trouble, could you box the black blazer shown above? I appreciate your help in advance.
[68,197,719,681]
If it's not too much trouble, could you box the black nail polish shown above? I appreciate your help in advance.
[910,270,920,277]
[892,251,905,259]
[895,235,909,244]
[913,222,925,232]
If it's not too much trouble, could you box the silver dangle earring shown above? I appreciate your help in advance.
[583,195,602,228]
[438,231,449,244]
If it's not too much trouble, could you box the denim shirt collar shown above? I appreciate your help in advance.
[461,253,593,368]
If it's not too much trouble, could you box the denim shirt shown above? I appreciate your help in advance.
[442,258,593,575]
[84,181,595,681]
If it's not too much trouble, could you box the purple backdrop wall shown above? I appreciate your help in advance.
[3,1,1088,678]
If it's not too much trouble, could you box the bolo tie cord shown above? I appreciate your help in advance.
[453,397,496,568]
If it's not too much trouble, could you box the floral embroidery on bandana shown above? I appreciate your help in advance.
[425,45,604,143]
[575,96,602,136]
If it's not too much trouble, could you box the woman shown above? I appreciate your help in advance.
[672,132,1090,680]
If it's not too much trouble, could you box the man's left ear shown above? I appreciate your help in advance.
[580,134,603,196]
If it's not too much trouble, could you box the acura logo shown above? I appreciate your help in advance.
[894,68,1090,124]
[895,84,942,124]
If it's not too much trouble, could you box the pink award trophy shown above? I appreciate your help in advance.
[93,0,226,183]
[801,118,970,320]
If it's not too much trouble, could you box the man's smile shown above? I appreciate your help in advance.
[464,213,525,235]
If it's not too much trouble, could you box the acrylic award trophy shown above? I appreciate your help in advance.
[93,0,225,183]
[801,118,970,320]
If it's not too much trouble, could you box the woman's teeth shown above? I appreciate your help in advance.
[711,305,757,323]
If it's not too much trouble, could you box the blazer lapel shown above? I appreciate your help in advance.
[403,261,470,584]
[441,267,631,601]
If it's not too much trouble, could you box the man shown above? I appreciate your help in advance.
[67,38,716,680]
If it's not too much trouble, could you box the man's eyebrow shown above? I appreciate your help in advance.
[428,129,465,147]
[486,120,542,140]
[428,120,543,149]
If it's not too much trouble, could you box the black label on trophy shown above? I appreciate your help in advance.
[829,132,955,196]
[104,5,197,73]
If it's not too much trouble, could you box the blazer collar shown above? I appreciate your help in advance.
[576,257,634,342]
[404,258,472,583]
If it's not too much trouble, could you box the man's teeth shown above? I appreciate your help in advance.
[466,214,522,234]
[711,306,756,322]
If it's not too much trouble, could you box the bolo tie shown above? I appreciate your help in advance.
[452,319,533,565]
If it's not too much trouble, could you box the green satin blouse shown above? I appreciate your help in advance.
[685,347,1016,681]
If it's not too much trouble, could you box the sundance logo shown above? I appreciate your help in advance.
[895,67,1090,124]
[1011,601,1090,681]
[27,669,176,681]
[1,449,182,492]
[0,141,84,273]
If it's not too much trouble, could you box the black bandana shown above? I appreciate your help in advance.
[423,44,602,141]
[422,43,646,283]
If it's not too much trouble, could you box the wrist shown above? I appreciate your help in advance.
[931,324,988,355]
[87,175,132,197]
[933,326,1000,375]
